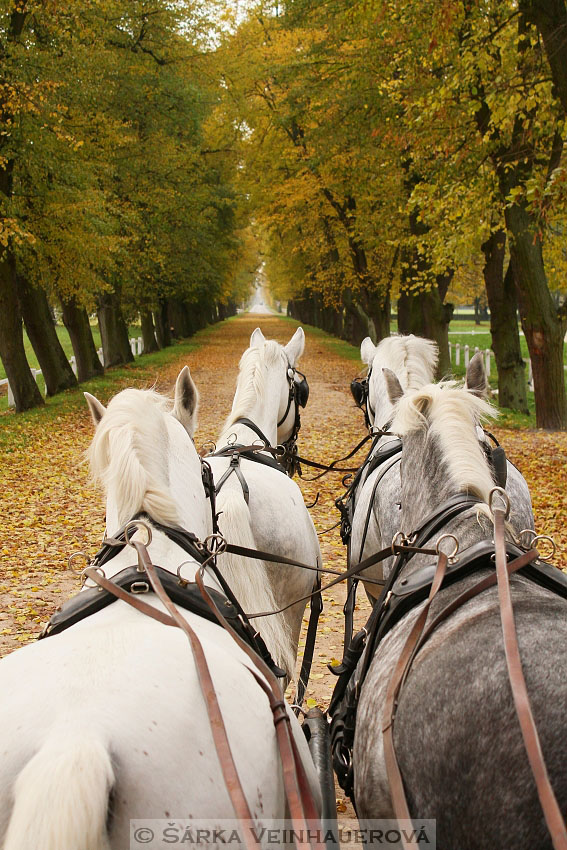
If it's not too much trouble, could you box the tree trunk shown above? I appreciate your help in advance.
[168,298,192,338]
[342,289,371,346]
[505,204,567,428]
[321,303,343,337]
[61,297,104,381]
[363,286,391,343]
[97,290,133,368]
[0,253,44,411]
[140,310,159,353]
[154,299,171,349]
[18,276,77,395]
[0,6,43,412]
[482,230,528,413]
[397,283,453,378]
[520,0,567,116]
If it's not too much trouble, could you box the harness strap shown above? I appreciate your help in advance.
[294,576,323,710]
[83,567,180,628]
[193,567,324,850]
[214,454,250,504]
[232,417,272,446]
[382,551,449,849]
[86,554,259,850]
[382,512,567,850]
[293,433,374,480]
[493,511,567,850]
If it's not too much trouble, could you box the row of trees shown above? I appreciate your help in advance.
[217,0,567,428]
[0,0,254,412]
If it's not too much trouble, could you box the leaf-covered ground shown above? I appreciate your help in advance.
[1,314,566,816]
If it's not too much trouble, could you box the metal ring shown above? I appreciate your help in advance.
[391,530,406,555]
[204,533,227,556]
[68,551,90,570]
[226,432,238,446]
[518,528,537,548]
[200,439,216,455]
[81,565,106,589]
[488,487,510,520]
[124,520,152,547]
[274,444,286,458]
[177,560,195,586]
[532,535,556,562]
[436,533,459,561]
[130,581,150,594]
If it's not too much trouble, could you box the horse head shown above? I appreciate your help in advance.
[84,366,210,542]
[355,334,439,431]
[221,326,308,449]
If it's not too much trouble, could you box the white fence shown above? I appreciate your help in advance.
[0,337,143,408]
[449,342,535,391]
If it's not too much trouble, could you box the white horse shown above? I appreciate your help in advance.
[207,327,322,682]
[349,335,440,600]
[0,368,319,850]
[350,336,534,601]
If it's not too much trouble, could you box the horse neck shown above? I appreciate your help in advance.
[397,432,491,578]
[220,373,285,447]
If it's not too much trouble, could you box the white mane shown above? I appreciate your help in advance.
[392,381,497,502]
[374,335,438,390]
[224,340,285,429]
[87,388,179,527]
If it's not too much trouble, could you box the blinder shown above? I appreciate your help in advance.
[294,370,309,408]
[350,376,368,409]
[350,367,374,429]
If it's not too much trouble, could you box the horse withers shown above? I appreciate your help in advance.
[0,368,320,850]
[353,377,567,848]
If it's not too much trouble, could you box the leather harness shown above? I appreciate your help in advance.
[328,491,567,850]
[41,521,323,850]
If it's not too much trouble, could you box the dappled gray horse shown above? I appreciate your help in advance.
[353,377,567,848]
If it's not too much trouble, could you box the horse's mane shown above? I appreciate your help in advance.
[87,388,179,527]
[224,340,285,429]
[375,335,438,390]
[392,381,497,502]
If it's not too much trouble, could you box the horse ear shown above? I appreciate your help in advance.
[360,337,376,365]
[84,392,106,427]
[173,366,199,435]
[382,368,404,404]
[250,327,265,348]
[466,352,489,398]
[284,326,305,366]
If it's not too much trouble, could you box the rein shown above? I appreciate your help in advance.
[83,534,323,850]
[382,492,567,850]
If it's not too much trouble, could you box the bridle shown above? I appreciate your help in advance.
[275,362,309,475]
[350,366,375,430]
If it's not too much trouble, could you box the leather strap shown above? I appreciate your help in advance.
[381,518,567,850]
[215,454,250,504]
[193,568,324,850]
[294,577,323,710]
[382,552,449,849]
[83,568,179,628]
[493,510,567,850]
[87,557,259,850]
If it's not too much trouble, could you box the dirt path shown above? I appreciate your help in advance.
[1,311,566,819]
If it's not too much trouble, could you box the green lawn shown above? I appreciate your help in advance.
[0,324,142,382]
[0,321,231,424]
